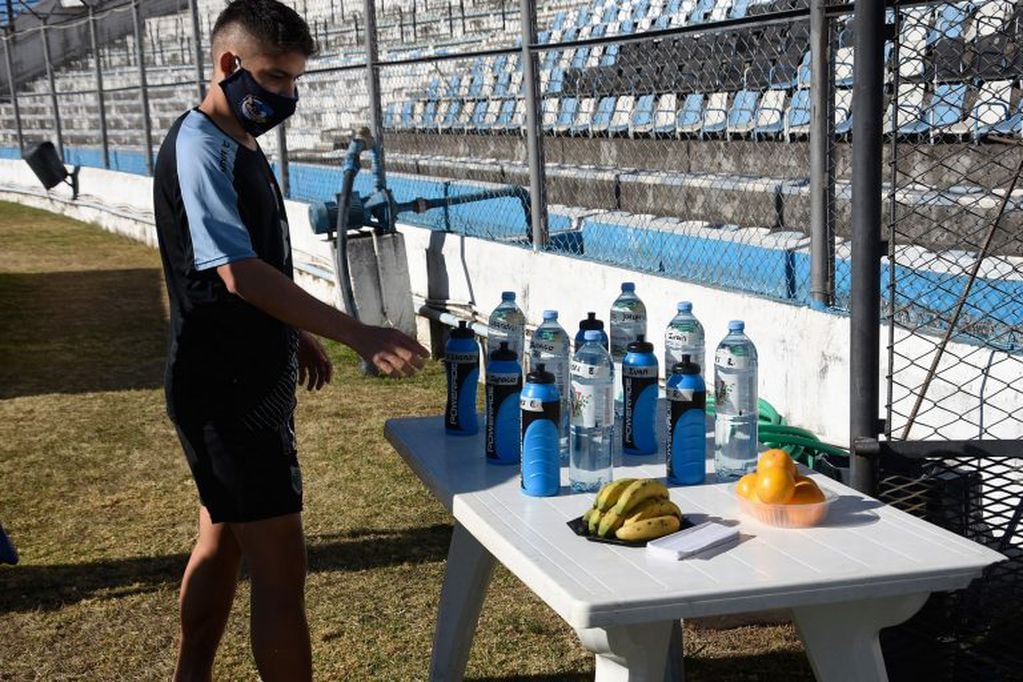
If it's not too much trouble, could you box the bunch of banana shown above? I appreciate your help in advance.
[581,478,683,542]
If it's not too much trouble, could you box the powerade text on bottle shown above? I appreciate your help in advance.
[520,363,561,497]
[444,321,479,435]
[574,312,609,353]
[487,291,526,363]
[667,355,706,485]
[485,342,522,465]
[622,335,658,456]
[713,320,759,481]
[665,302,705,378]
[610,283,647,421]
[529,310,571,462]
[569,330,615,492]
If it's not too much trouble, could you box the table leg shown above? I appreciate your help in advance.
[664,620,684,682]
[576,621,675,682]
[792,592,930,682]
[430,522,496,682]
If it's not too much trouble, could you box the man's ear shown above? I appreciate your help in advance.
[216,50,238,77]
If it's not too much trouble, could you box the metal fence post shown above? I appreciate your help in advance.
[2,32,23,155]
[363,0,385,179]
[132,0,154,174]
[459,0,466,34]
[411,1,417,41]
[519,0,549,248]
[809,0,835,308]
[850,0,885,495]
[398,7,404,43]
[89,6,109,169]
[41,22,63,160]
[189,0,206,101]
[448,0,454,35]
[276,122,290,198]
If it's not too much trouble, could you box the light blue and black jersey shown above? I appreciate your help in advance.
[154,108,298,429]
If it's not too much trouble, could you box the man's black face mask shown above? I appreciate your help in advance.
[220,59,298,138]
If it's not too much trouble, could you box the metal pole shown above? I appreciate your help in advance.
[276,122,290,198]
[2,32,23,155]
[459,0,466,33]
[354,13,360,44]
[398,7,404,43]
[849,0,885,495]
[189,0,206,101]
[519,0,549,248]
[41,23,63,160]
[412,1,417,41]
[809,0,835,308]
[89,7,109,169]
[448,0,454,35]
[363,0,385,177]
[132,0,154,174]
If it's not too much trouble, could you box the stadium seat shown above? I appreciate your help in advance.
[601,44,620,67]
[440,99,463,131]
[471,99,490,130]
[677,92,705,136]
[552,10,567,31]
[835,87,853,136]
[688,0,715,24]
[542,98,560,132]
[630,93,657,136]
[575,7,591,27]
[383,101,398,130]
[494,98,517,131]
[400,101,416,129]
[494,71,512,97]
[590,96,618,135]
[928,82,967,137]
[572,47,592,70]
[422,100,438,129]
[888,83,929,135]
[709,0,734,22]
[932,36,967,80]
[573,97,597,135]
[927,2,972,45]
[834,47,855,87]
[896,7,932,80]
[947,79,1016,138]
[653,93,678,135]
[702,92,729,137]
[730,0,752,17]
[795,50,813,89]
[754,88,787,138]
[554,97,579,134]
[785,88,811,139]
[726,90,759,137]
[609,95,636,135]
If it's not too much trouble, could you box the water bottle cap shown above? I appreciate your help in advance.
[621,282,635,292]
[451,320,474,339]
[677,301,692,313]
[542,309,558,321]
[526,363,555,384]
[583,329,604,342]
[728,320,745,332]
[672,354,701,375]
[501,291,516,302]
[489,341,518,362]
[627,335,654,354]
[578,312,604,331]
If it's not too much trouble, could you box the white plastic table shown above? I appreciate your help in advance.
[385,415,1004,682]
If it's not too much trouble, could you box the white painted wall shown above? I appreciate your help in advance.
[2,158,1020,447]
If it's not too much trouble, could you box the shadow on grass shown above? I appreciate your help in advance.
[0,269,167,398]
[467,675,591,681]
[0,524,452,614]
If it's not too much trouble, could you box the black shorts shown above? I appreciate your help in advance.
[174,417,303,524]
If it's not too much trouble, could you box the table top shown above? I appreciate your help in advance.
[385,415,1006,630]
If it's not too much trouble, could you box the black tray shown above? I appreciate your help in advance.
[566,514,693,548]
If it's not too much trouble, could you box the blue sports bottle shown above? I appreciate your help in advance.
[574,312,609,352]
[444,320,479,435]
[520,363,561,497]
[666,355,707,485]
[485,342,522,465]
[622,335,659,455]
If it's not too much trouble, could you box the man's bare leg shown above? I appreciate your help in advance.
[174,506,242,682]
[229,512,311,682]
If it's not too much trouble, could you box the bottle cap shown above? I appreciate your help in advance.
[542,309,558,321]
[677,301,693,313]
[621,282,635,292]
[451,320,474,339]
[490,340,518,362]
[673,354,701,375]
[728,320,744,333]
[579,311,604,331]
[627,334,654,354]
[501,291,516,302]
[583,329,604,342]
[527,362,555,384]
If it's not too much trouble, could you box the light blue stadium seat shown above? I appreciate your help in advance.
[895,84,930,135]
[730,0,752,18]
[468,71,487,98]
[967,80,1018,138]
[702,92,730,137]
[444,74,462,98]
[555,97,579,133]
[620,19,636,33]
[835,88,853,136]
[928,82,967,134]
[630,94,657,136]
[551,10,566,30]
[927,2,972,44]
[542,49,559,70]
[383,102,398,129]
[600,44,620,66]
[667,0,684,14]
[785,88,811,139]
[726,90,759,137]
[602,5,618,23]
[654,15,671,29]
[591,23,607,39]
[688,0,716,24]
[493,54,508,73]
[400,101,415,129]
[441,100,463,130]
[754,89,788,138]
[677,93,705,136]
[426,78,441,102]
[494,71,512,97]
[496,98,518,129]
[572,46,592,70]
[422,100,438,129]
[575,7,591,26]
[591,96,618,135]
[548,68,565,94]
[796,50,813,89]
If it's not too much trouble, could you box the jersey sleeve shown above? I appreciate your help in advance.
[175,121,257,271]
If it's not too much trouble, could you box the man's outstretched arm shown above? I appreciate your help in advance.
[217,258,428,377]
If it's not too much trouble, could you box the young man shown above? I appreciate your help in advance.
[152,2,428,680]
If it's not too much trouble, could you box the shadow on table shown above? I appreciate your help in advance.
[821,495,883,528]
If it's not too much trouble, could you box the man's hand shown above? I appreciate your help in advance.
[297,331,332,391]
[351,324,429,378]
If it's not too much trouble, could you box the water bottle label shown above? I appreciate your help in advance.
[570,380,612,428]
[570,360,610,379]
[667,387,695,402]
[611,310,646,323]
[446,351,479,364]
[446,359,479,432]
[665,329,692,345]
[490,319,516,332]
[487,372,521,386]
[715,347,750,370]
[715,374,744,414]
[531,340,565,355]
[622,365,658,378]
[520,397,546,412]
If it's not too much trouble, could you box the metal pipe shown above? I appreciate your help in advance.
[417,303,489,338]
[412,1,417,41]
[363,0,386,196]
[809,0,834,308]
[519,0,549,248]
[189,0,205,101]
[132,0,154,175]
[849,0,885,495]
[88,6,109,169]
[460,0,466,33]
[2,32,23,155]
[41,23,63,160]
[276,121,290,198]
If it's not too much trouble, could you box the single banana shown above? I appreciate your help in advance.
[614,478,670,516]
[594,478,637,512]
[615,514,681,542]
[581,507,598,528]
[597,509,625,538]
[587,508,605,535]
[624,498,682,525]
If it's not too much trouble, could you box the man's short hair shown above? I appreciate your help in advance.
[212,0,317,58]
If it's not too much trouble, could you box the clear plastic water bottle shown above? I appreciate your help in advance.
[713,320,759,481]
[488,291,526,362]
[529,310,571,461]
[665,301,705,378]
[569,330,615,492]
[610,282,646,423]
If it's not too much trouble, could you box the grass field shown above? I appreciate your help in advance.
[0,200,814,680]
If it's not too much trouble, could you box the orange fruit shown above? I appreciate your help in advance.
[757,448,797,476]
[789,479,825,505]
[735,472,758,500]
[755,466,795,504]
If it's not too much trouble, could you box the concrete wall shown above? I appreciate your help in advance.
[2,157,1020,446]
